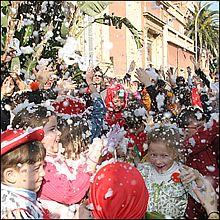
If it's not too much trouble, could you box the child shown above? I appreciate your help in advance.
[1,127,48,219]
[12,104,103,219]
[138,125,206,219]
[104,83,127,127]
[123,94,148,159]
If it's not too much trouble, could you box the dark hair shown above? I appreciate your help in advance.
[177,107,205,128]
[123,94,146,129]
[156,79,166,88]
[176,76,185,84]
[12,105,54,130]
[1,141,46,181]
[0,71,9,87]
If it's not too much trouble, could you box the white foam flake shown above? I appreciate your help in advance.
[104,188,113,199]
[188,137,196,147]
[156,93,165,111]
[97,173,105,180]
[143,143,148,151]
[195,112,203,120]
[17,163,22,168]
[86,203,94,210]
[63,100,70,107]
[20,46,34,54]
[206,165,215,172]
[131,179,137,185]
[67,119,73,125]
[201,139,206,143]
[96,205,102,211]
[134,107,146,117]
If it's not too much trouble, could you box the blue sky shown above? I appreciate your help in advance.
[202,1,219,11]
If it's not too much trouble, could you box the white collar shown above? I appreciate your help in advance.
[1,183,37,202]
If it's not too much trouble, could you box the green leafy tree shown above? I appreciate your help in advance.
[1,1,143,81]
[185,2,219,70]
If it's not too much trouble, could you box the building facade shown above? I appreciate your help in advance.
[80,1,197,78]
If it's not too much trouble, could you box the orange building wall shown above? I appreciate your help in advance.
[141,1,146,67]
[168,43,178,67]
[168,42,194,73]
[109,1,127,76]
[145,1,161,18]
[173,19,182,33]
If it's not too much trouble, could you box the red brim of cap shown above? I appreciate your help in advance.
[1,128,44,156]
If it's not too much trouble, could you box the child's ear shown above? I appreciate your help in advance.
[3,168,19,184]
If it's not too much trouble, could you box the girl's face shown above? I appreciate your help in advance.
[112,95,125,112]
[148,141,176,174]
[41,115,61,156]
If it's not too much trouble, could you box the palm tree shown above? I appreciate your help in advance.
[185,2,219,70]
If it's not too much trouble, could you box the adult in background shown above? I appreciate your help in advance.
[1,69,26,131]
[177,107,219,219]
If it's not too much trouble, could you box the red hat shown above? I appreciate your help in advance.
[1,127,44,155]
[52,97,86,115]
[88,161,149,219]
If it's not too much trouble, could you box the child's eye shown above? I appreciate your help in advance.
[34,167,40,171]
[49,127,56,132]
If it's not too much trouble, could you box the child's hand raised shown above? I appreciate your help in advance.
[180,165,201,184]
[135,68,151,87]
[85,66,95,85]
[190,56,200,70]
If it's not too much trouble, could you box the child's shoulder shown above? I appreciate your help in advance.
[137,162,152,176]
[1,186,43,218]
[1,188,29,211]
[137,162,151,169]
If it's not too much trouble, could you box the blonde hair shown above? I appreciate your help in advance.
[142,125,185,162]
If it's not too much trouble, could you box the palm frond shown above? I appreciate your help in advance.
[77,1,111,17]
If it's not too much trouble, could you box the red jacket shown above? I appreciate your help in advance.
[105,111,125,127]
[125,131,148,157]
[185,119,219,219]
[191,87,202,108]
[185,119,219,186]
[185,121,219,183]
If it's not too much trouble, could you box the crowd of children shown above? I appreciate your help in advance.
[1,56,219,219]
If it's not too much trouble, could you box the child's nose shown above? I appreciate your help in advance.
[39,166,46,177]
[155,157,163,164]
[56,129,61,136]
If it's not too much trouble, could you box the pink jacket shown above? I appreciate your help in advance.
[38,156,91,205]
